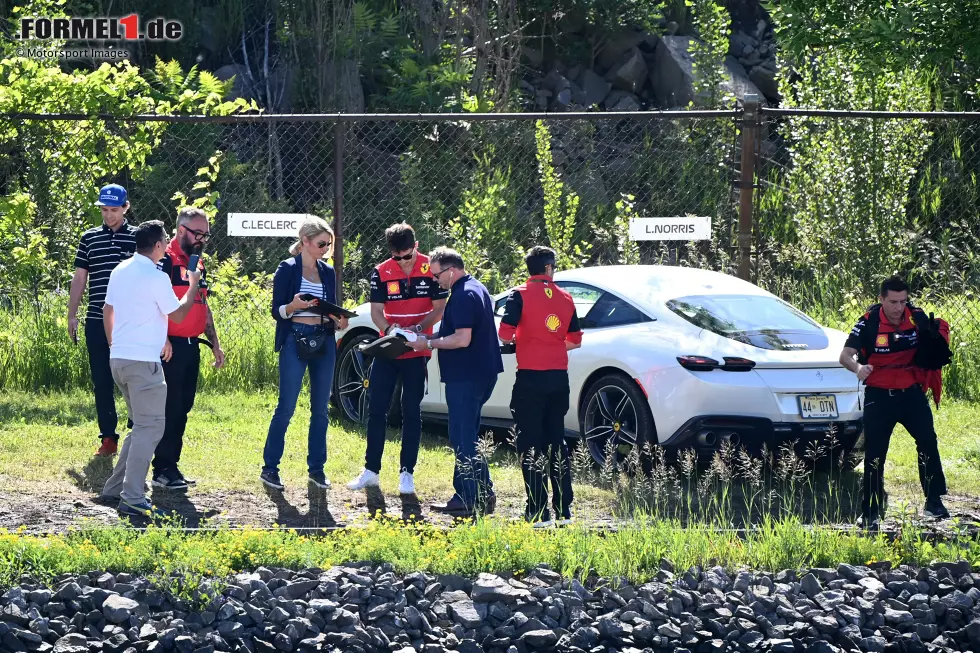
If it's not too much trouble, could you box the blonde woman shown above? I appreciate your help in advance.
[260,217,348,490]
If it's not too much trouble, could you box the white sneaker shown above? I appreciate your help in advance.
[346,469,380,490]
[555,518,573,527]
[398,471,416,495]
[532,520,555,529]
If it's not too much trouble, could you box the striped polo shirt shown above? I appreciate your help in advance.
[73,220,137,320]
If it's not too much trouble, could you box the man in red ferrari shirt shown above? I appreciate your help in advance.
[347,223,447,495]
[839,275,949,528]
[150,208,226,489]
[498,246,582,527]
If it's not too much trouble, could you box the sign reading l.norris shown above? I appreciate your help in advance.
[228,213,317,237]
[629,216,711,241]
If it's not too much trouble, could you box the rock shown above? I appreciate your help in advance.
[54,583,81,601]
[575,69,610,107]
[598,29,649,69]
[102,595,141,624]
[217,621,243,639]
[448,601,483,629]
[884,608,913,625]
[801,574,823,599]
[1,604,29,626]
[649,36,763,107]
[520,629,559,648]
[815,591,848,611]
[472,574,531,604]
[606,48,648,93]
[657,622,681,638]
[838,564,871,583]
[749,66,779,101]
[283,580,319,600]
[52,634,88,653]
[607,93,641,112]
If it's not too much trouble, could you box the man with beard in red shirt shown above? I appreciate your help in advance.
[840,275,951,529]
[150,207,226,489]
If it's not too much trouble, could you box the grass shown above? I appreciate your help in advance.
[1,390,979,528]
[2,516,980,591]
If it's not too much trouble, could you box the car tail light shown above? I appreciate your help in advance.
[721,357,756,372]
[677,355,720,371]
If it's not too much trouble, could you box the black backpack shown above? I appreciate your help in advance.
[858,303,953,371]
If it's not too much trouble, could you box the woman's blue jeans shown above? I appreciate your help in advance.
[262,324,336,475]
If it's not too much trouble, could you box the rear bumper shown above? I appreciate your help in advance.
[663,414,863,456]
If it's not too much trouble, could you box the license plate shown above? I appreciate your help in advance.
[797,394,839,419]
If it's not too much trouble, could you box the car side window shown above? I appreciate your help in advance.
[554,282,603,320]
[583,292,652,329]
[494,295,509,317]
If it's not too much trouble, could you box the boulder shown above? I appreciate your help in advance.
[649,36,763,107]
[606,47,648,93]
[575,69,611,107]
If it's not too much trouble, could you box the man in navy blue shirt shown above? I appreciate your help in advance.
[408,247,503,517]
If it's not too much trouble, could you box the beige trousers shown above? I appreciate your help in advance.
[102,359,167,503]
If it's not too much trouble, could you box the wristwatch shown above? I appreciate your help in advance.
[426,338,434,350]
[413,324,423,333]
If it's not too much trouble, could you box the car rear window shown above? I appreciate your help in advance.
[665,294,829,350]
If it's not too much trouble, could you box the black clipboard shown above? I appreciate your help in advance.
[358,333,414,359]
[299,295,359,319]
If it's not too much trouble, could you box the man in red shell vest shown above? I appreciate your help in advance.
[151,207,225,489]
[347,223,448,495]
[839,275,950,528]
[498,246,583,527]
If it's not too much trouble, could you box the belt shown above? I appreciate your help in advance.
[168,336,214,349]
[865,385,918,396]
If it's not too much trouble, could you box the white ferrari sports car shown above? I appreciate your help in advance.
[331,265,863,465]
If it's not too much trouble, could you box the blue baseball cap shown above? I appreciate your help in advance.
[95,184,128,207]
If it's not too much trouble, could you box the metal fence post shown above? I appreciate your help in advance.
[333,120,345,304]
[737,94,760,282]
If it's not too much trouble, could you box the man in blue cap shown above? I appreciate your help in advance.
[68,184,138,456]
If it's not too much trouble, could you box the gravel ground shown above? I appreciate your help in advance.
[4,559,980,653]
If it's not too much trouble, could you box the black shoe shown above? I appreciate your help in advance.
[431,497,473,517]
[151,473,188,490]
[924,497,950,519]
[260,470,284,490]
[174,470,197,486]
[479,495,497,515]
[309,472,331,489]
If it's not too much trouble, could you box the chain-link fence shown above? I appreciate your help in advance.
[0,108,978,399]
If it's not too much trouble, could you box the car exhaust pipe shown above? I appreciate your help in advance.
[719,431,741,447]
[696,430,718,447]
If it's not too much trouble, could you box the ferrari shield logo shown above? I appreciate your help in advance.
[387,281,400,295]
[544,287,553,299]
[875,334,889,347]
[421,263,429,274]
[545,314,561,332]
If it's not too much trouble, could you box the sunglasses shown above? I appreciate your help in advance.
[183,226,211,241]
[391,251,415,261]
[431,267,453,279]
[316,240,332,249]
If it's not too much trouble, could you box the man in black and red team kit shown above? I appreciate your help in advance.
[150,207,226,489]
[347,223,447,495]
[498,246,582,527]
[840,275,953,528]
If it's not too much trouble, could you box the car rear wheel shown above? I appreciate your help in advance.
[580,373,654,468]
[333,332,400,425]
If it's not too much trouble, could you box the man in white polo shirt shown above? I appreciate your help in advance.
[100,220,201,518]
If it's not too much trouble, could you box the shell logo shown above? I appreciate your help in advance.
[545,314,561,332]
[387,281,400,295]
[875,334,889,347]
